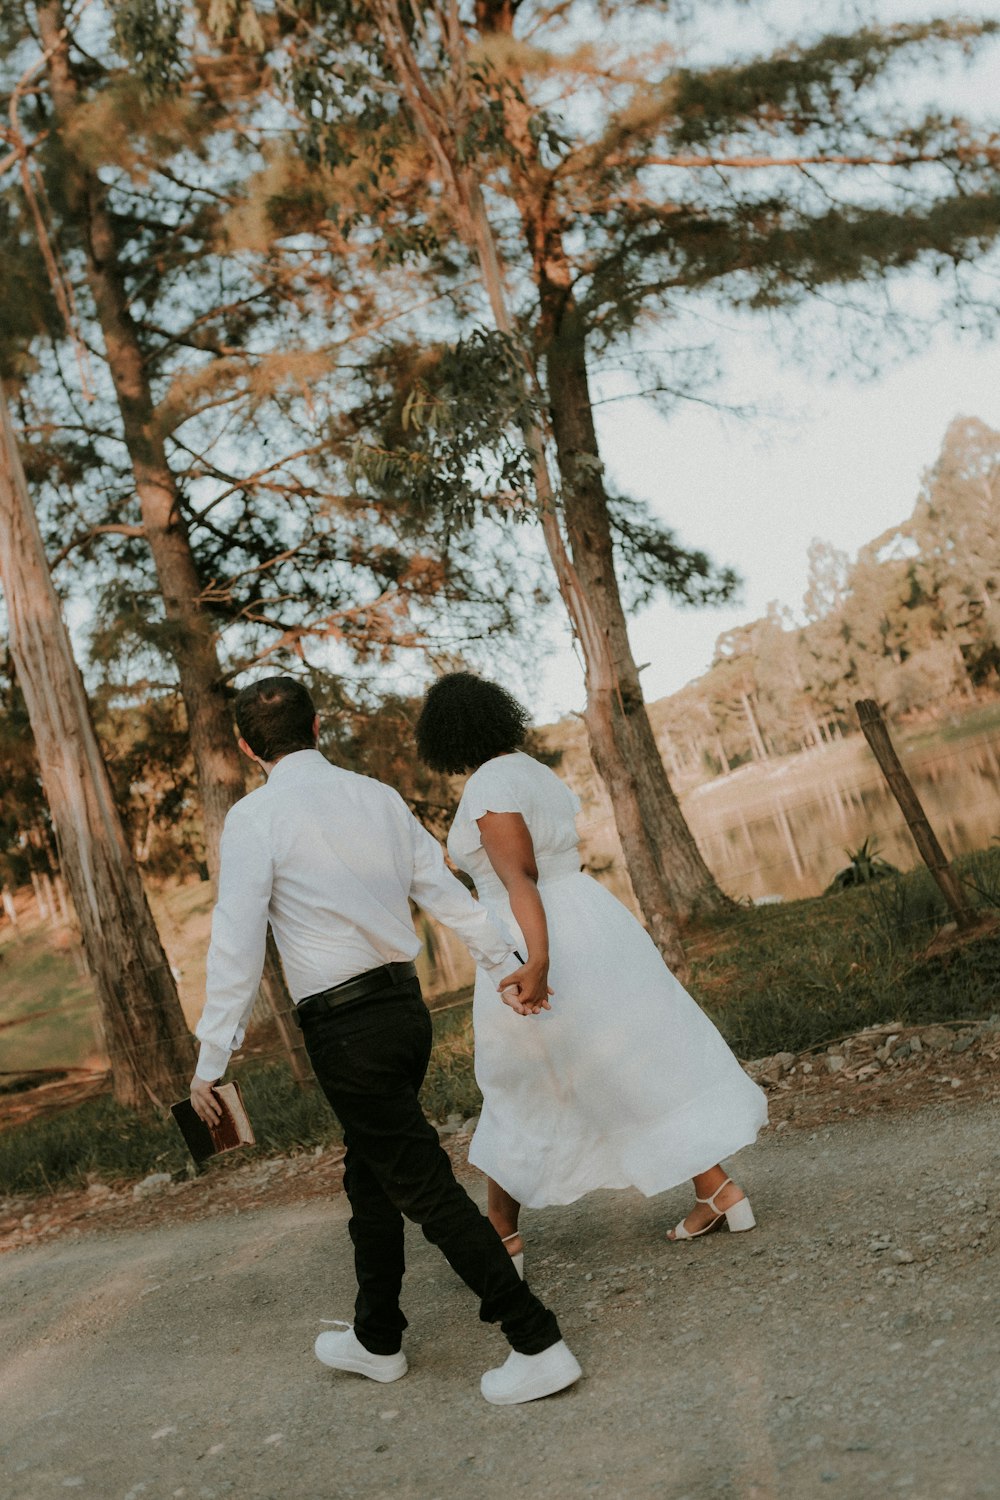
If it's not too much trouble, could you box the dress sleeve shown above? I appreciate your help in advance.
[453,764,523,855]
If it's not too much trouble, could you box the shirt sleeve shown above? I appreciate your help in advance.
[449,764,523,858]
[195,806,273,1081]
[407,809,517,970]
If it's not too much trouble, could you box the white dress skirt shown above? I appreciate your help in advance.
[448,752,768,1210]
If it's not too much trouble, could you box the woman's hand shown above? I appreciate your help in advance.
[477,812,553,1018]
[498,958,552,1016]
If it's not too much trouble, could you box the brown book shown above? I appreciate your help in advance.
[170,1081,256,1165]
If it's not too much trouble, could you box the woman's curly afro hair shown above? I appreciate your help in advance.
[416,672,530,774]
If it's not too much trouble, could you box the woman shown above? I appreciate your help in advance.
[415,673,768,1270]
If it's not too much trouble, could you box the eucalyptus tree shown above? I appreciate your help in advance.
[0,388,193,1107]
[255,0,1000,962]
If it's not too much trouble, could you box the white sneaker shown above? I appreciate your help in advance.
[314,1322,407,1383]
[481,1339,582,1405]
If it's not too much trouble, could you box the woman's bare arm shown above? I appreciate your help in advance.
[477,811,552,1014]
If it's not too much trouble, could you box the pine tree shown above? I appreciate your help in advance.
[267,0,1000,957]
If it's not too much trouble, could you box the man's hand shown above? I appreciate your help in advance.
[497,958,552,1017]
[190,1075,223,1125]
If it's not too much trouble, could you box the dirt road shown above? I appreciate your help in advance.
[2,1098,998,1500]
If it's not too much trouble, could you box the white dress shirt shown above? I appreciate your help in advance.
[195,750,517,1080]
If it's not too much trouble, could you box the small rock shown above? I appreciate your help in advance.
[920,1027,953,1051]
[826,1055,846,1075]
[909,1035,923,1054]
[892,1041,912,1060]
[891,1249,914,1265]
[85,1182,112,1199]
[133,1172,173,1199]
[951,1035,975,1055]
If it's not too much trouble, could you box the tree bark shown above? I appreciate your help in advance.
[38,3,244,876]
[0,388,193,1108]
[459,186,692,966]
[544,306,733,920]
[456,2,733,929]
[37,5,310,1083]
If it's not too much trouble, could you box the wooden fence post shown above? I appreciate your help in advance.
[855,699,975,930]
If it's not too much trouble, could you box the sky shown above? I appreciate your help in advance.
[526,0,1000,721]
[533,323,1000,718]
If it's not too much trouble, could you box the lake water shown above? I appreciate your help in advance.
[682,730,1000,903]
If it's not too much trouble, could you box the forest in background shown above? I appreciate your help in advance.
[648,414,1000,785]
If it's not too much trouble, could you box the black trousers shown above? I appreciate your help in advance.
[299,978,562,1358]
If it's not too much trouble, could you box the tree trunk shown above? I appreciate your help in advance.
[739,689,769,761]
[544,307,733,921]
[30,870,50,924]
[37,5,310,1083]
[38,3,243,876]
[466,2,731,925]
[0,388,193,1108]
[2,886,20,930]
[463,200,693,965]
[370,1,703,968]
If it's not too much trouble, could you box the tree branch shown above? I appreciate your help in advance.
[50,523,146,569]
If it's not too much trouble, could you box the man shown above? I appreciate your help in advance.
[190,676,580,1406]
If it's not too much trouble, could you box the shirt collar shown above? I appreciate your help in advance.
[265,748,329,785]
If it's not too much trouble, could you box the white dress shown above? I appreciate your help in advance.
[448,752,768,1209]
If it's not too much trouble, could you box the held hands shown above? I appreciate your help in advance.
[190,1075,223,1125]
[497,957,552,1017]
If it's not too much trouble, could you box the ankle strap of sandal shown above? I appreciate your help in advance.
[500,1231,521,1244]
[695,1178,732,1212]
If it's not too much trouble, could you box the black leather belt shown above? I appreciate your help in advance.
[294,960,418,1025]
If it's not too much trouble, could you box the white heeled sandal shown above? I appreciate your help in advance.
[669,1178,757,1241]
[502,1231,525,1279]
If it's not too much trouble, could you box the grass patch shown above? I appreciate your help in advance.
[691,847,1000,1057]
[4,854,999,1198]
[420,1005,479,1123]
[0,928,99,1072]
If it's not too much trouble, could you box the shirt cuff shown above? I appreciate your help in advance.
[195,1041,231,1082]
[479,950,522,989]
